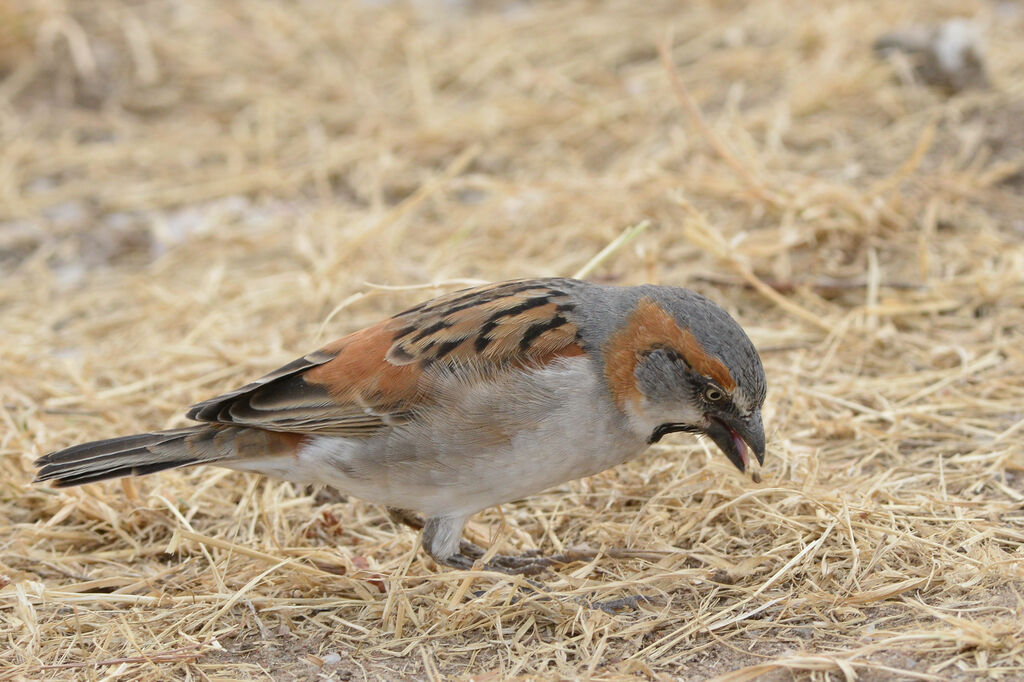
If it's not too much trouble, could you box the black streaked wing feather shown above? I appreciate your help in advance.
[183,279,584,437]
[185,349,383,436]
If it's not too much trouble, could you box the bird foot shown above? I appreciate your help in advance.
[387,509,642,577]
[441,544,553,576]
[588,594,659,613]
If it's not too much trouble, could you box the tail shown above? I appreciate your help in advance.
[34,425,301,487]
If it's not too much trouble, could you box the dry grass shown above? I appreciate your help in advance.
[2,0,1024,679]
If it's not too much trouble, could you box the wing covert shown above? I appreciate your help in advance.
[185,279,586,437]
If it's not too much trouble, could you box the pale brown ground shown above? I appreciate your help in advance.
[2,0,1024,680]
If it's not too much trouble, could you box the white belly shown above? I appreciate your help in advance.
[254,357,648,517]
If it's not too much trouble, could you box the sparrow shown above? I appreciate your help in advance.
[35,278,767,574]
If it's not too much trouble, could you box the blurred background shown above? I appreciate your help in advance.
[2,0,1023,679]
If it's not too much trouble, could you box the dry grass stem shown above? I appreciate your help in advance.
[2,0,1023,679]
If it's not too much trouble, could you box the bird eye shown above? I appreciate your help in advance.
[704,386,725,403]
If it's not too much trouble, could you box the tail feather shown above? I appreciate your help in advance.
[34,425,301,487]
[42,458,206,487]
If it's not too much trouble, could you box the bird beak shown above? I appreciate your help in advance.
[705,410,765,473]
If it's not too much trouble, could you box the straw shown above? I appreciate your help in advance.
[2,0,1023,679]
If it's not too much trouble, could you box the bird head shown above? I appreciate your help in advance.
[600,291,766,473]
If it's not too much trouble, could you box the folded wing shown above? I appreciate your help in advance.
[185,280,586,438]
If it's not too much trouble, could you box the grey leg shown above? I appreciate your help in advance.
[388,508,635,576]
[421,515,557,576]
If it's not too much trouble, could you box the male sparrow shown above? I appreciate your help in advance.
[36,278,766,574]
